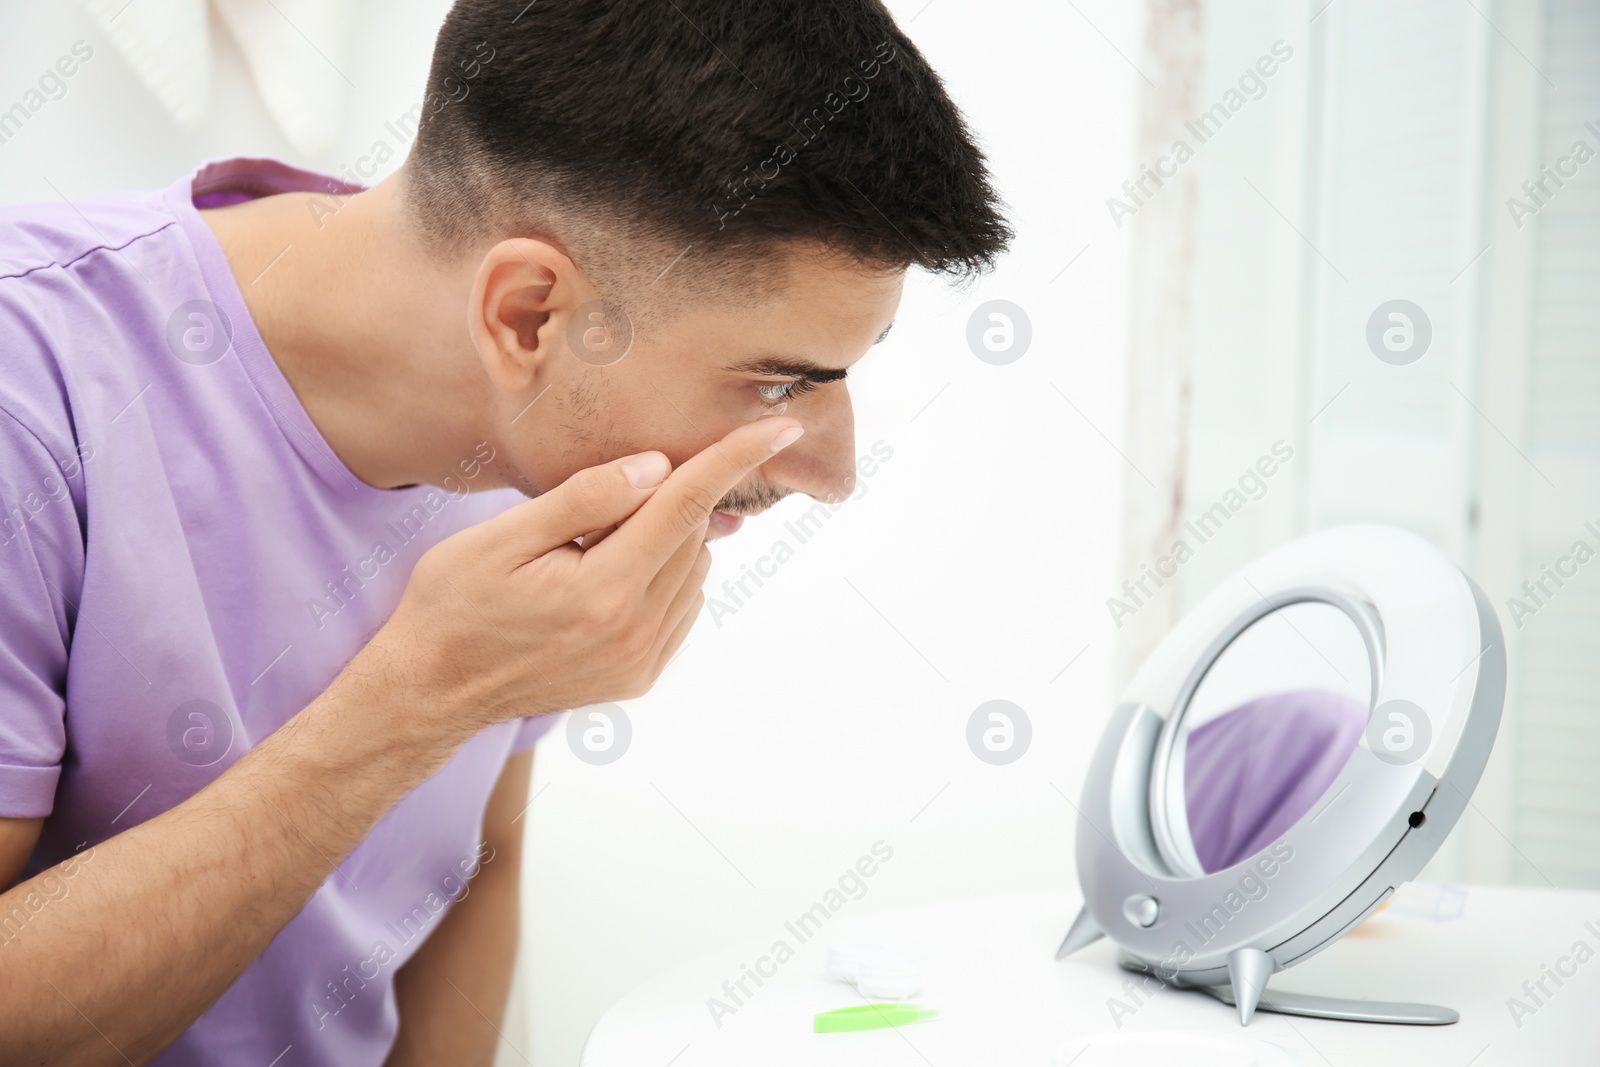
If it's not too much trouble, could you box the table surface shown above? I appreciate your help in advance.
[582,883,1600,1067]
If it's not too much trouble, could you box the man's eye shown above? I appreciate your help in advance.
[757,380,815,404]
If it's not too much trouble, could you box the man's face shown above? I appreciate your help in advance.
[501,244,904,539]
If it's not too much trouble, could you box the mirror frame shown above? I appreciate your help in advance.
[1148,588,1387,879]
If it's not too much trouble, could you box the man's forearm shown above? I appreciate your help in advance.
[0,662,462,1065]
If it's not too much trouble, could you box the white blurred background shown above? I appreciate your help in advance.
[3,0,1596,1063]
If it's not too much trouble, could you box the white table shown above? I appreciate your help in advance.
[583,884,1599,1066]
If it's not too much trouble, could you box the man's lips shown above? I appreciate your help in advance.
[707,511,745,539]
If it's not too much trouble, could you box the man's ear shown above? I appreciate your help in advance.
[467,238,589,394]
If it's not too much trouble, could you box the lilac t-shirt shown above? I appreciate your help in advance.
[0,157,555,1065]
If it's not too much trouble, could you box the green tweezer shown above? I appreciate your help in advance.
[814,1003,940,1033]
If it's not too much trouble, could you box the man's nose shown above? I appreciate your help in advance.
[762,387,857,503]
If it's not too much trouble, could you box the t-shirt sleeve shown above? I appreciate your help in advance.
[509,714,558,754]
[0,408,84,818]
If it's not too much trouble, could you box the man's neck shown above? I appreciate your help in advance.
[199,175,493,491]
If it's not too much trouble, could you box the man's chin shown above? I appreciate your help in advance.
[706,511,745,540]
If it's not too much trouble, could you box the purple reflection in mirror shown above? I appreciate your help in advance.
[1185,689,1369,874]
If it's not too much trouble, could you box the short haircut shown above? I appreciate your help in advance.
[406,0,1013,321]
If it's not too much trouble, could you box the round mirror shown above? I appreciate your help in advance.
[1154,597,1381,877]
[1059,527,1505,1027]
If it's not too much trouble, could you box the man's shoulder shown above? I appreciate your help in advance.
[0,184,189,461]
[0,185,178,286]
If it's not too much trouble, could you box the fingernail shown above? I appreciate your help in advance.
[622,451,670,488]
[769,425,805,452]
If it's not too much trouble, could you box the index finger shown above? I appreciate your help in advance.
[590,417,803,571]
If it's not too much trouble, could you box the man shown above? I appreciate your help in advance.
[0,0,1010,1062]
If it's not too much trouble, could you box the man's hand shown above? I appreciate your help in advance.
[0,416,801,1065]
[365,416,804,746]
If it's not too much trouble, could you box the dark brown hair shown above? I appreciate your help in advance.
[407,0,1013,308]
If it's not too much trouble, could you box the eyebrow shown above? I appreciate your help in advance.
[726,322,894,384]
[728,357,851,384]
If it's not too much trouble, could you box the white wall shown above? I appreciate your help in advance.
[1,1,1139,1063]
[1181,0,1600,892]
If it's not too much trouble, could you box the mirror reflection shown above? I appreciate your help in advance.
[1178,601,1373,874]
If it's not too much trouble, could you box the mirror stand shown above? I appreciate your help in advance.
[1115,949,1459,1026]
[1194,981,1459,1026]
